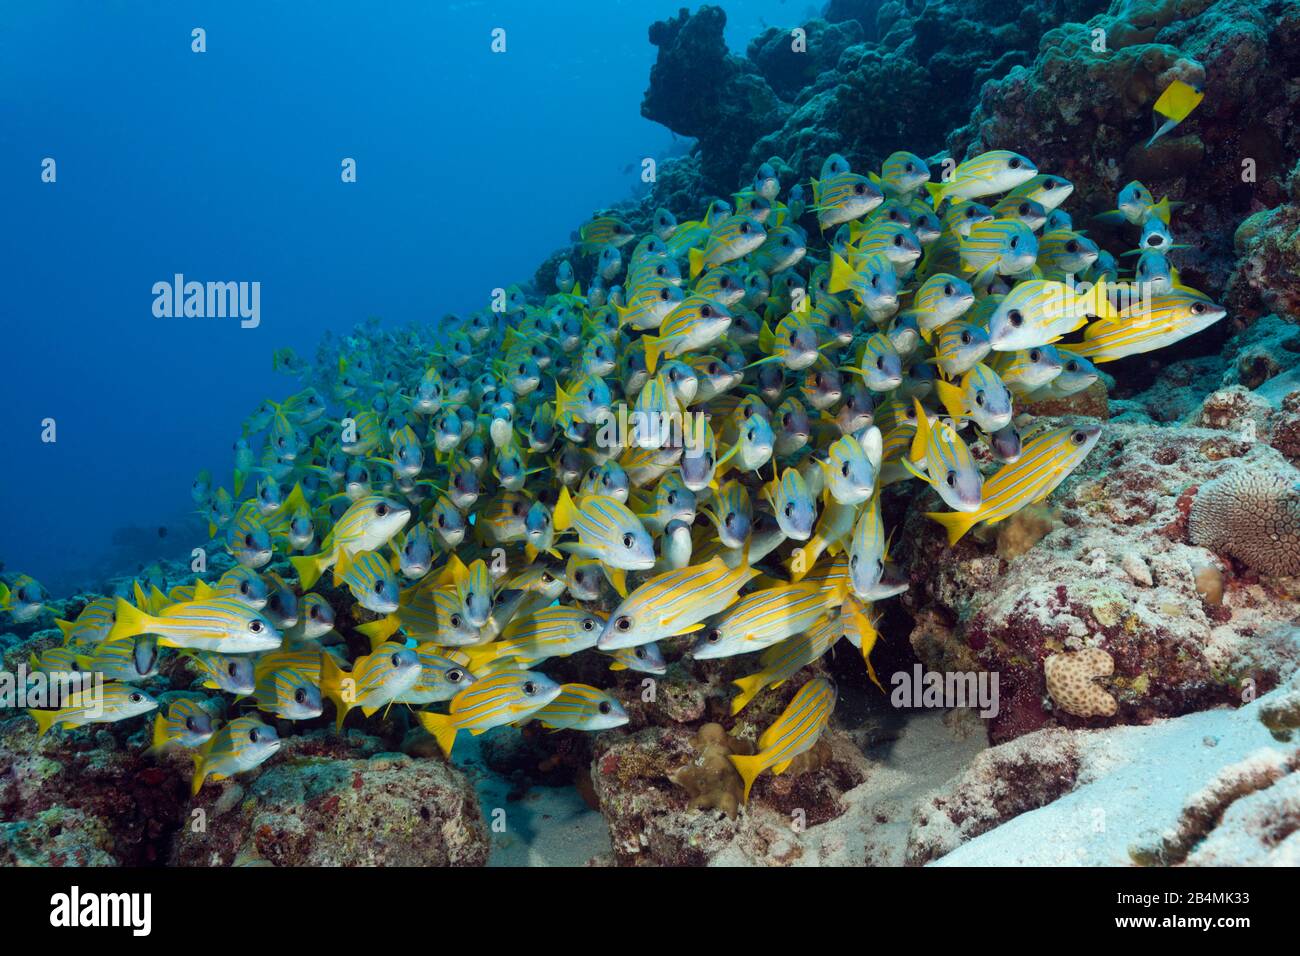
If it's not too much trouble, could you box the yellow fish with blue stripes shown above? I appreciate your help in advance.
[729,677,837,802]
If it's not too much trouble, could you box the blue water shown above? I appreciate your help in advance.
[1,0,797,592]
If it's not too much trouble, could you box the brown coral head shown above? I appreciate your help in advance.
[1189,465,1300,576]
[1044,648,1118,719]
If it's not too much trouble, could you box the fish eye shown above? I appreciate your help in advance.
[227,662,239,676]
[597,700,612,715]
[1009,236,1019,249]
[841,462,851,477]
[784,504,794,517]
[904,162,914,172]
[185,717,198,732]
[294,688,307,705]
[448,668,465,683]
[1065,240,1079,253]
[437,514,446,527]
[1008,158,1021,169]
[1008,310,1024,328]
[1019,204,1030,215]
[249,620,265,633]
[1029,349,1041,362]
[130,692,143,703]
[708,363,719,374]
[1191,302,1206,314]
[1071,430,1087,445]
[451,613,463,627]
[946,471,957,487]
[871,274,879,288]
[705,452,715,466]
[244,533,255,547]
[975,391,985,407]
[944,283,954,296]
[700,304,712,318]
[893,234,903,246]
[240,582,249,594]
[875,356,885,370]
[582,617,596,631]
[850,555,859,569]
[376,503,389,517]
[390,653,402,668]
[622,533,635,549]
[659,288,670,300]
[523,681,537,695]
[249,729,260,743]
[615,616,632,631]
[1066,360,1079,372]
[706,628,721,643]
[960,330,972,345]
[739,222,750,233]
[373,579,385,594]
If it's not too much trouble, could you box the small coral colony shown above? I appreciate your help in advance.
[9,77,1224,804]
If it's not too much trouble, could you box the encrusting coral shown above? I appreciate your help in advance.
[1045,648,1119,718]
[1189,465,1300,576]
[668,722,754,819]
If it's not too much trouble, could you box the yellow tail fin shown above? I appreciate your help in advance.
[934,377,965,423]
[909,397,931,463]
[643,335,666,375]
[190,750,211,796]
[319,652,351,731]
[108,597,153,642]
[828,251,857,295]
[688,247,706,279]
[150,713,170,753]
[553,486,577,533]
[416,711,459,758]
[728,752,765,804]
[926,509,980,545]
[730,673,767,716]
[28,709,59,737]
[356,616,401,652]
[1085,279,1118,322]
[290,552,327,591]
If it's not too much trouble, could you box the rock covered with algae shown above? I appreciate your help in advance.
[897,415,1300,744]
[171,740,488,867]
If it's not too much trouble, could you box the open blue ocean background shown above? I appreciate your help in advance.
[0,0,804,592]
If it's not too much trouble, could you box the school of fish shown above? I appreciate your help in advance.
[11,105,1229,802]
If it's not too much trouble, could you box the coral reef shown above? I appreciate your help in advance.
[953,0,1300,317]
[639,0,1109,198]
[1189,464,1300,575]
[897,417,1300,743]
[172,740,488,867]
[668,722,754,818]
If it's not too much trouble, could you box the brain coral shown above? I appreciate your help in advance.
[1189,466,1300,576]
